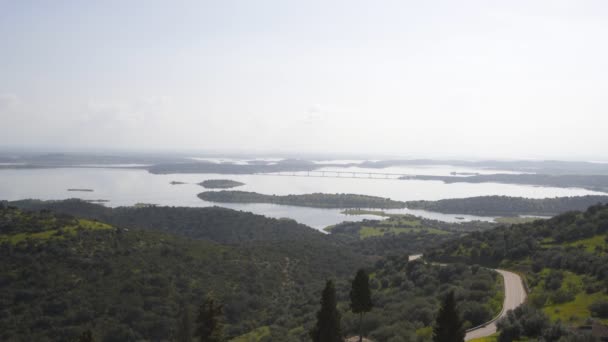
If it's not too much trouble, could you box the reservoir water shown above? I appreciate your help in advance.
[1,165,605,230]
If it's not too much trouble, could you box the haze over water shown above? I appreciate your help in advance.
[2,162,604,229]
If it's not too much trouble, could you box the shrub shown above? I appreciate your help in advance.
[589,301,608,318]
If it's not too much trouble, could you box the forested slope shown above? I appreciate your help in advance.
[198,191,407,209]
[406,195,608,216]
[0,204,367,341]
[426,203,608,334]
[9,199,330,244]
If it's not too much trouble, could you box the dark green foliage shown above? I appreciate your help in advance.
[310,280,342,342]
[338,258,500,341]
[544,270,564,291]
[198,191,407,209]
[77,330,94,342]
[426,204,608,281]
[199,179,244,189]
[0,206,78,234]
[350,269,372,342]
[195,296,224,342]
[350,269,372,314]
[9,199,331,244]
[329,217,494,257]
[0,205,367,341]
[497,305,548,340]
[406,195,608,216]
[432,291,465,342]
[2,200,502,342]
[495,304,582,341]
[176,301,193,342]
[589,300,608,318]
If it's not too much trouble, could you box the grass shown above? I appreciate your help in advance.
[341,209,389,216]
[381,216,421,227]
[487,273,505,316]
[230,326,271,342]
[526,269,608,325]
[0,219,114,244]
[564,234,607,254]
[359,226,448,239]
[544,291,608,325]
[540,234,607,253]
[469,334,498,342]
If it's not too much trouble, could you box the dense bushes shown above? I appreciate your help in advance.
[426,204,608,280]
[336,259,502,341]
[496,305,589,341]
[589,301,608,318]
[0,207,366,341]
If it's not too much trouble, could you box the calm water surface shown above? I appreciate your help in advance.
[1,166,604,230]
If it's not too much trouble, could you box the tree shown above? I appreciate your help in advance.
[350,269,373,342]
[176,301,193,342]
[310,280,342,342]
[195,295,224,342]
[433,291,465,342]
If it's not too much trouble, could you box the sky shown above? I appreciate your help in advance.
[1,0,607,160]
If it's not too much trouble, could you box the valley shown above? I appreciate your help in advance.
[1,156,608,341]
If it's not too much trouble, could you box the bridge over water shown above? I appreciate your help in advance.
[255,170,417,179]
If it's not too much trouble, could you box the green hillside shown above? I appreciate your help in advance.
[426,203,608,339]
[1,200,511,341]
[405,195,608,216]
[0,204,367,341]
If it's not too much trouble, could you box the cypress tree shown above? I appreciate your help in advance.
[310,280,342,342]
[177,301,193,342]
[433,291,465,342]
[195,295,224,342]
[350,269,372,342]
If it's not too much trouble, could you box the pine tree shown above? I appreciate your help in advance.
[195,295,224,342]
[310,280,342,342]
[433,291,465,342]
[350,269,373,342]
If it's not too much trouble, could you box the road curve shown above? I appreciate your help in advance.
[464,269,527,341]
[407,255,527,341]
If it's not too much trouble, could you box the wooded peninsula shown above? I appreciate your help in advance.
[198,191,408,209]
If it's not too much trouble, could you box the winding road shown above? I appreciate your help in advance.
[464,269,527,340]
[408,255,527,341]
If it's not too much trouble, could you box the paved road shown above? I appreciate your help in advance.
[407,255,527,341]
[464,269,527,341]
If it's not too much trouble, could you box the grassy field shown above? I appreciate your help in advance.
[0,218,114,244]
[564,234,607,254]
[544,291,608,325]
[359,225,449,239]
[524,269,608,325]
[341,209,390,216]
[469,334,498,342]
[540,234,607,254]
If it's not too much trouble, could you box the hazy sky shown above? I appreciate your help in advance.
[1,1,607,159]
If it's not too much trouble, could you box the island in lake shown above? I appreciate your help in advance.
[199,179,245,189]
[169,181,186,185]
[67,188,94,192]
[198,190,407,209]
